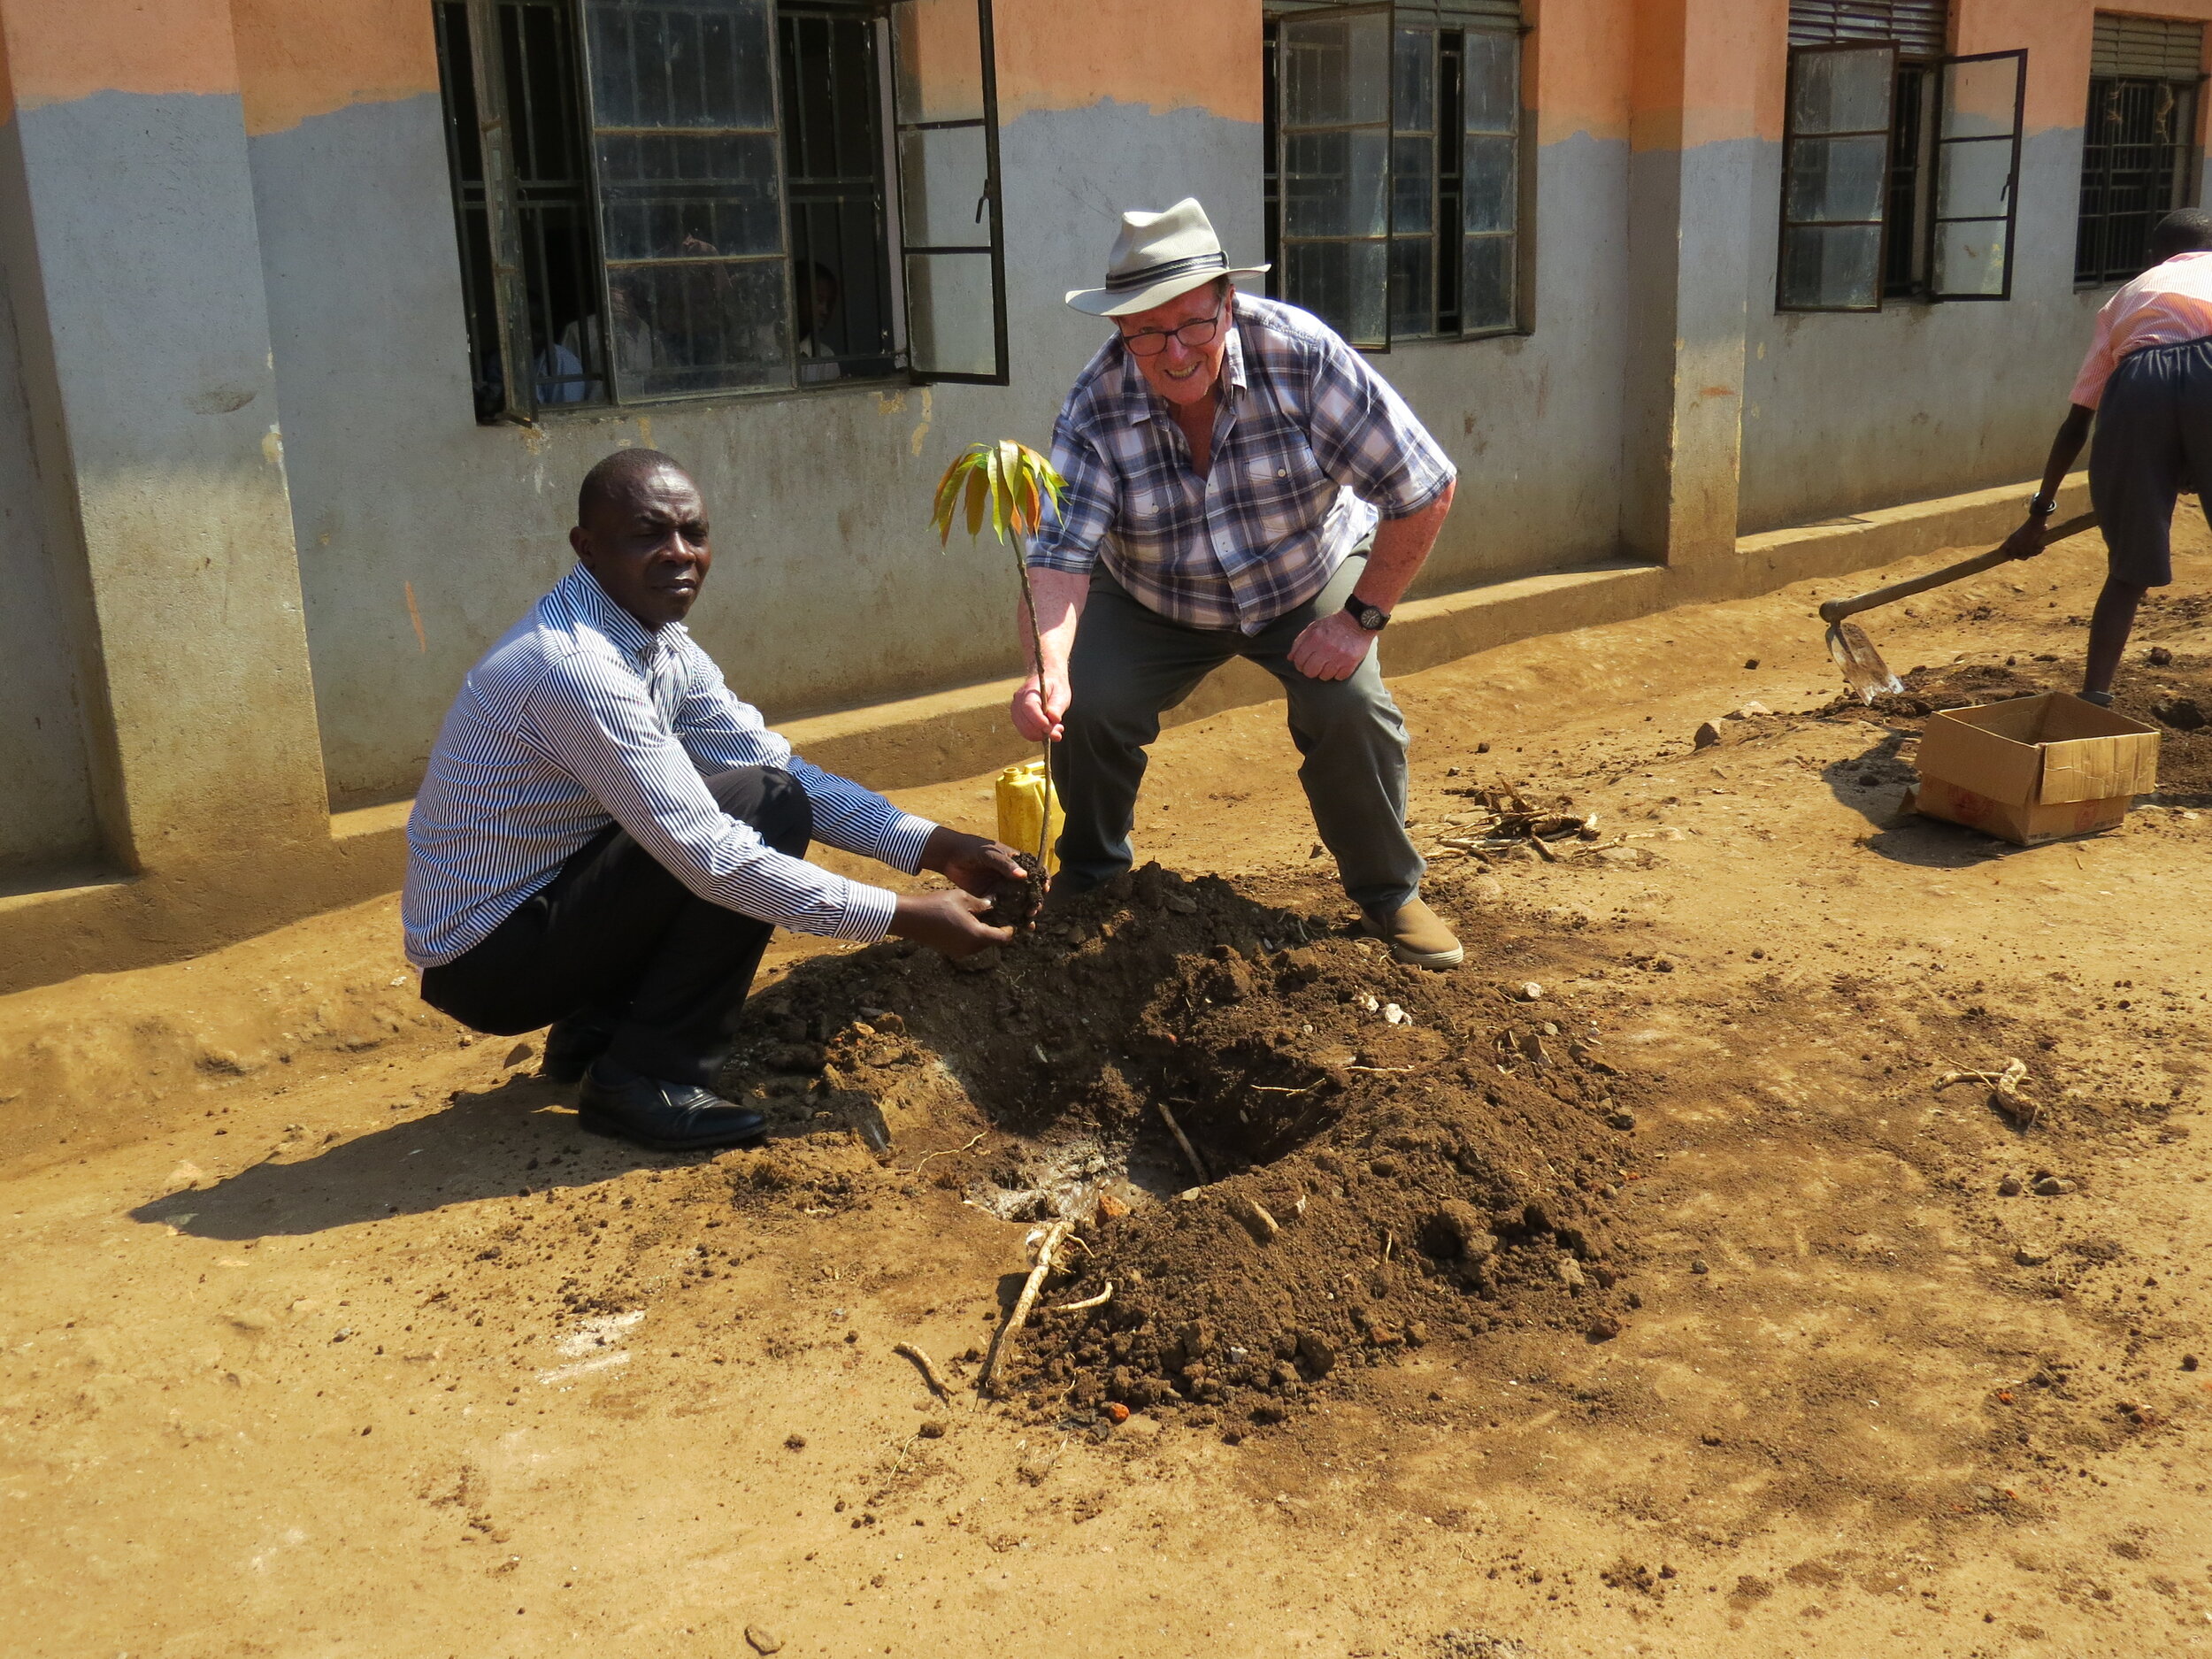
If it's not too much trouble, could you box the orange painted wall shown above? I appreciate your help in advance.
[233,0,437,137]
[991,0,1260,121]
[0,0,241,120]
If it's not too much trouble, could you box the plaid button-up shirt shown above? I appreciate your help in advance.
[1026,295,1455,634]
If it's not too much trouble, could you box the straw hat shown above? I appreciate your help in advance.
[1064,197,1270,318]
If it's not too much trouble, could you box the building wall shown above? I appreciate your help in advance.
[1737,0,2212,533]
[0,225,101,878]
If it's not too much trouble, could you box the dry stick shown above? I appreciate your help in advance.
[908,1133,986,1179]
[1156,1098,1210,1184]
[1049,1281,1114,1313]
[892,1341,956,1402]
[978,1217,1071,1399]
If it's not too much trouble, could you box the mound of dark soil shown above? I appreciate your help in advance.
[718,863,1642,1429]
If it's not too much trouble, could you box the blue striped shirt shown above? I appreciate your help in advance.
[403,565,936,969]
[1026,295,1456,634]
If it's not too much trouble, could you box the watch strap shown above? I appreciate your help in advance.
[1343,595,1390,631]
[2027,493,2058,518]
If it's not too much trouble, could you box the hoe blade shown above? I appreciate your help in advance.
[1826,620,1902,703]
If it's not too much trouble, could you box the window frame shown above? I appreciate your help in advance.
[1777,41,1900,315]
[2076,57,2207,288]
[436,0,1006,422]
[1262,1,1527,353]
[1777,39,2027,313]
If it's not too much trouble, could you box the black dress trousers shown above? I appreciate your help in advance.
[420,765,812,1087]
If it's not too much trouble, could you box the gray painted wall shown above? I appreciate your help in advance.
[0,250,99,877]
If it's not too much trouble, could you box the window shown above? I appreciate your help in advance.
[1261,1,1524,350]
[1779,2,2026,311]
[434,0,1005,423]
[2076,14,2205,287]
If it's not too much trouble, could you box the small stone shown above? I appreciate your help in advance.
[783,1433,807,1451]
[1295,1330,1337,1377]
[1102,1401,1131,1423]
[2147,645,2174,666]
[2183,1355,2200,1372]
[1588,1314,1623,1341]
[1693,721,1724,749]
[1689,1257,1709,1275]
[2032,1176,2075,1197]
[949,946,1002,974]
[2014,1245,2053,1267]
[1476,741,1491,754]
[1743,657,1760,670]
[1164,893,1199,914]
[1733,701,1771,718]
[1555,1256,1587,1291]
[1606,1110,1637,1132]
[1382,1002,1409,1025]
[744,1625,784,1655]
[1095,1191,1131,1221]
[1515,981,1544,1002]
[1996,1177,2024,1197]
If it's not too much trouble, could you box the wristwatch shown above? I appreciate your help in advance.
[2027,493,2058,518]
[1344,595,1391,632]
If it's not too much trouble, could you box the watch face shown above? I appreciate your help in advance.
[1359,605,1386,629]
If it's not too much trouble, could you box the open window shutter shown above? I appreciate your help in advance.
[1460,26,1519,334]
[579,0,795,396]
[462,0,538,421]
[1930,49,2024,300]
[1778,42,1896,311]
[1278,4,1394,350]
[888,0,1008,384]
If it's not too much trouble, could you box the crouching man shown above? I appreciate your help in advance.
[1018,199,1463,967]
[403,449,1018,1151]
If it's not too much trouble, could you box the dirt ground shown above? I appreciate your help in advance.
[5,517,2212,1658]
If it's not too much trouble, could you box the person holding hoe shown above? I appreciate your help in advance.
[2001,208,2212,700]
[404,449,1021,1153]
[1017,198,1463,968]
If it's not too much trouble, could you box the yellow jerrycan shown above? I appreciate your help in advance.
[994,757,1061,873]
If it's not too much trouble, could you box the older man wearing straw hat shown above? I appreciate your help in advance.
[1015,198,1463,967]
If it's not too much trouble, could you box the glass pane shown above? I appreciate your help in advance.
[1934,220,2009,296]
[1790,46,1893,135]
[1284,236,1387,347]
[1937,136,2014,219]
[1390,234,1433,338]
[613,257,789,394]
[1283,13,1390,127]
[1463,29,1517,134]
[903,250,996,375]
[897,124,989,246]
[1394,25,1435,134]
[585,0,775,130]
[891,0,985,125]
[1285,129,1389,239]
[1786,134,1889,224]
[1942,55,2021,141]
[595,131,785,258]
[1393,134,1434,234]
[1462,231,1513,331]
[1463,132,1515,234]
[1779,223,1882,309]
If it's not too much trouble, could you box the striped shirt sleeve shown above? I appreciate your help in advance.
[526,652,901,941]
[671,641,937,874]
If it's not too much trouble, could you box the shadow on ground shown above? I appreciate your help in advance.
[129,1071,757,1240]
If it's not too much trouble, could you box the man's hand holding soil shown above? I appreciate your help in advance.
[890,828,1027,956]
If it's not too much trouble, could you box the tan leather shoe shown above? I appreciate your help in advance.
[1362,896,1463,969]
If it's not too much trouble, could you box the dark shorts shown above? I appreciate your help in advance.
[2088,336,2212,588]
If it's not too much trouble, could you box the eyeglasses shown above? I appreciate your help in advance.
[1118,304,1226,357]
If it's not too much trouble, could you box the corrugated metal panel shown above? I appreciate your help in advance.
[2093,14,2204,81]
[1788,0,1948,59]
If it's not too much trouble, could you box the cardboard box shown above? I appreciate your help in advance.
[1909,693,2159,846]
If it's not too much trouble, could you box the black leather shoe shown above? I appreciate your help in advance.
[541,1010,619,1083]
[578,1060,768,1152]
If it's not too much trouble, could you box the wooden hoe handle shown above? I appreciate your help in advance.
[1817,511,2099,625]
